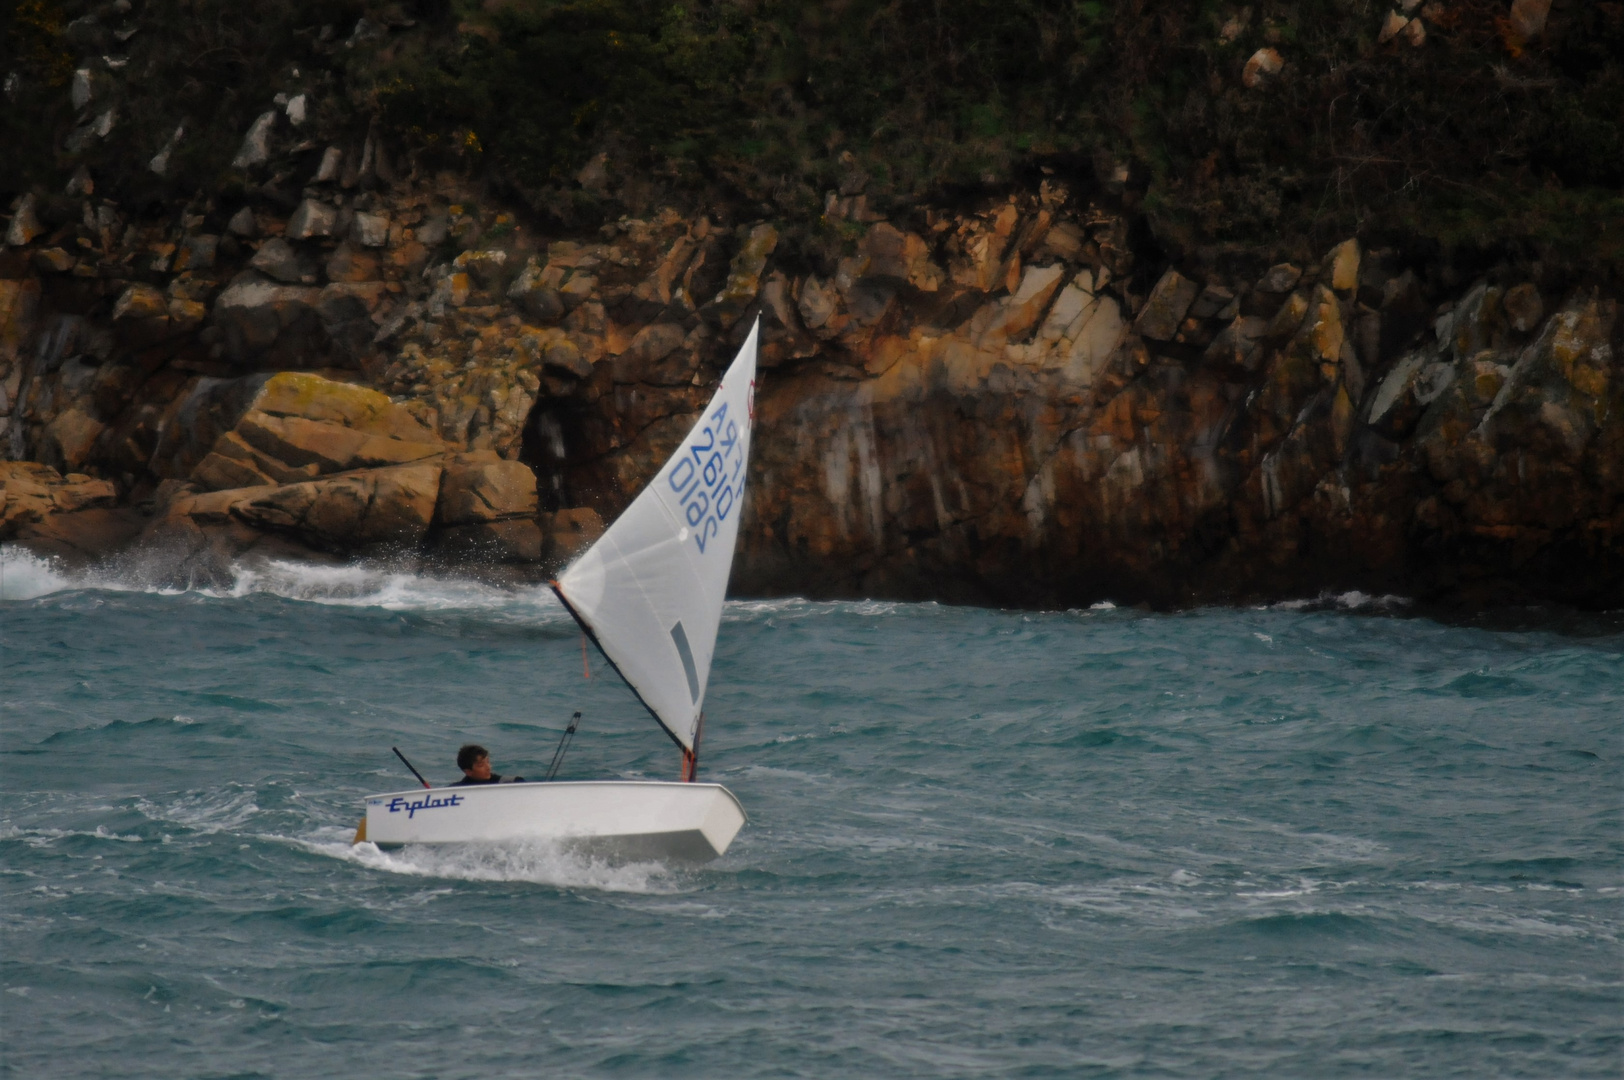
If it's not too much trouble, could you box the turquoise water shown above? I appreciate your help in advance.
[2,548,1620,1078]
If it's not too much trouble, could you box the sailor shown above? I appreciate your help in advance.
[451,744,525,785]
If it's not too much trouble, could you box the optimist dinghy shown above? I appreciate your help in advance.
[359,322,760,861]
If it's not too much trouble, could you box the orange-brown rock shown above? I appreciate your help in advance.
[435,451,538,525]
[233,462,442,552]
[3,175,1616,608]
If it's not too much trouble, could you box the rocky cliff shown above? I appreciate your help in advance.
[2,2,1620,609]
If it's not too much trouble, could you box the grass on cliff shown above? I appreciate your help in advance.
[3,0,1621,270]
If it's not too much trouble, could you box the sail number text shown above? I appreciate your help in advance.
[667,398,744,554]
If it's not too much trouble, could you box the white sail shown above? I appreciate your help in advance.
[554,321,759,752]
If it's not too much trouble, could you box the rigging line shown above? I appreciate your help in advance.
[544,711,582,782]
[549,581,692,756]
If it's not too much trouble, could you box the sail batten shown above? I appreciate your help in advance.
[554,323,759,752]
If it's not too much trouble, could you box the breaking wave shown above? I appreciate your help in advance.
[1,544,563,616]
[0,546,75,601]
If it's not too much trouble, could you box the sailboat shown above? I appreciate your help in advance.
[357,322,759,861]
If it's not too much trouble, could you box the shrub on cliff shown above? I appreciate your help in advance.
[360,0,1622,267]
[3,0,1620,269]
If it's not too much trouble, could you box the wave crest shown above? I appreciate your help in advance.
[306,835,681,894]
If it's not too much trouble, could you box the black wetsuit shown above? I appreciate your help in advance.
[450,774,525,786]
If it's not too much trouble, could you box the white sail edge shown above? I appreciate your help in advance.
[555,320,760,752]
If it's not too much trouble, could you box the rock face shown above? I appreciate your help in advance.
[2,172,1618,608]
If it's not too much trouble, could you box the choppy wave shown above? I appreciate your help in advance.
[0,546,75,601]
[302,835,680,894]
[1267,589,1414,613]
[2,544,563,616]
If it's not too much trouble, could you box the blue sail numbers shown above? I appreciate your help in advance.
[552,321,759,750]
[667,398,745,555]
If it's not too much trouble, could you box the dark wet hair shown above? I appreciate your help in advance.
[457,744,489,771]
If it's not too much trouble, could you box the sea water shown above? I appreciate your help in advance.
[2,546,1619,1078]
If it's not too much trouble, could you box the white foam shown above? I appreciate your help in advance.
[0,545,75,601]
[1268,590,1413,613]
[722,597,939,622]
[1,545,571,620]
[303,835,680,894]
[221,559,563,616]
[0,824,146,845]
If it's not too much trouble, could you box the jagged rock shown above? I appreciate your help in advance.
[71,68,96,110]
[231,410,442,475]
[507,258,565,322]
[540,335,593,380]
[249,238,311,283]
[34,248,76,274]
[436,452,538,525]
[453,249,507,285]
[434,519,543,563]
[798,276,842,332]
[558,272,595,310]
[174,234,218,272]
[544,507,604,563]
[1327,240,1360,292]
[1509,0,1552,39]
[314,146,344,184]
[1,463,117,539]
[709,223,777,329]
[149,124,184,176]
[1379,11,1410,43]
[1503,283,1543,333]
[213,279,323,362]
[246,371,432,441]
[285,93,307,126]
[234,462,441,552]
[191,432,294,490]
[1188,284,1235,320]
[859,223,943,291]
[143,374,275,480]
[613,323,691,384]
[286,199,338,240]
[978,264,1067,342]
[232,111,277,169]
[1449,282,1505,361]
[1135,269,1200,341]
[65,165,93,196]
[168,297,206,331]
[386,239,427,276]
[43,408,105,470]
[1402,16,1425,45]
[1204,315,1270,370]
[1258,264,1302,294]
[1242,47,1283,88]
[227,206,257,238]
[325,243,380,283]
[351,212,389,248]
[416,215,450,246]
[7,194,42,247]
[112,284,168,321]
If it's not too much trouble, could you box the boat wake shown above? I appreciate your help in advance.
[303,834,682,894]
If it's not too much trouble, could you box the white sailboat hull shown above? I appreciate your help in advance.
[361,781,745,862]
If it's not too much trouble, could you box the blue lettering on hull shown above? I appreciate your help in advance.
[385,793,466,819]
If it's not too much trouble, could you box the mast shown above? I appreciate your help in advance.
[551,320,759,777]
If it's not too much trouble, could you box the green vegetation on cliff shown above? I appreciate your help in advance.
[3,0,1622,265]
